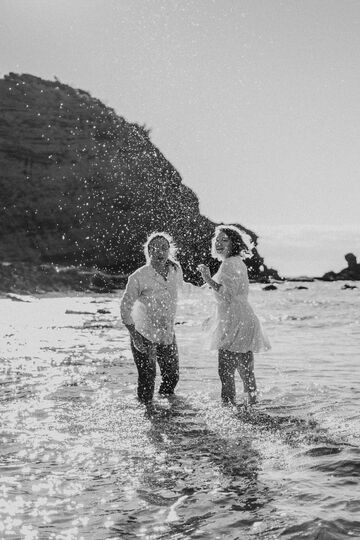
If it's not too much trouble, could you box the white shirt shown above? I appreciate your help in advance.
[120,263,185,345]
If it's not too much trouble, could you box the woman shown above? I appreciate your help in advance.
[198,225,270,405]
[120,232,185,404]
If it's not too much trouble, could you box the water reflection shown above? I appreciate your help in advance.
[1,288,359,539]
[108,396,269,539]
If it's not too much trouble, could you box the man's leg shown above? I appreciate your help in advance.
[157,337,179,396]
[237,351,257,403]
[218,349,237,404]
[130,338,156,403]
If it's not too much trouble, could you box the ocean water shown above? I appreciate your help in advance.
[0,281,359,540]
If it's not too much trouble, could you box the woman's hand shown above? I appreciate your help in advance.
[197,264,222,292]
[197,264,211,282]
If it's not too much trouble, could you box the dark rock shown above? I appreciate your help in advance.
[286,277,314,282]
[322,253,360,281]
[263,284,277,291]
[0,72,279,290]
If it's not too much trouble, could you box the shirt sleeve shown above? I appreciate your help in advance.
[120,274,141,325]
[214,260,241,302]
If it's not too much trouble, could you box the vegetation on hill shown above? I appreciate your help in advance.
[0,73,279,291]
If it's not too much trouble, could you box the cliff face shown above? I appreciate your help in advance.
[0,73,276,283]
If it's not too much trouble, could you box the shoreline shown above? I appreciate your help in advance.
[1,262,358,299]
[1,278,358,302]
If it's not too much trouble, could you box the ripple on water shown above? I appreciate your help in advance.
[0,287,359,539]
[280,517,360,540]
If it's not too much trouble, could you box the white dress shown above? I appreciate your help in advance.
[209,256,271,353]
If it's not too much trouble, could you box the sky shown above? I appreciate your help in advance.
[1,0,359,276]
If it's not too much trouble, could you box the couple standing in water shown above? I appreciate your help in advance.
[120,226,270,406]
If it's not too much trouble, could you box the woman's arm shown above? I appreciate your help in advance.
[198,260,241,301]
[197,264,222,292]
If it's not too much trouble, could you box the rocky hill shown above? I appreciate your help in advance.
[0,73,279,291]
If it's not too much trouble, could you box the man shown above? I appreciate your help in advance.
[120,232,183,403]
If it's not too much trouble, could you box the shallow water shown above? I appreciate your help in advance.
[0,282,359,539]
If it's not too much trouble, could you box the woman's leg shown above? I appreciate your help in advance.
[130,338,156,403]
[218,349,237,404]
[236,351,257,404]
[157,337,179,396]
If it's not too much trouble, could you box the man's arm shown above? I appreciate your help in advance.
[120,276,147,353]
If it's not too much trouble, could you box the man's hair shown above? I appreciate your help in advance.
[144,231,178,266]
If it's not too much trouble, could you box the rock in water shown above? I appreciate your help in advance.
[322,253,360,281]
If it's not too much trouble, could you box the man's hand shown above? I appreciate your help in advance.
[132,330,148,353]
[125,324,148,353]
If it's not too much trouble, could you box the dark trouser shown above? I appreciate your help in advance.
[130,336,179,403]
[218,349,256,404]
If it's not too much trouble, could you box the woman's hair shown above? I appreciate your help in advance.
[211,225,252,261]
[144,231,179,267]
